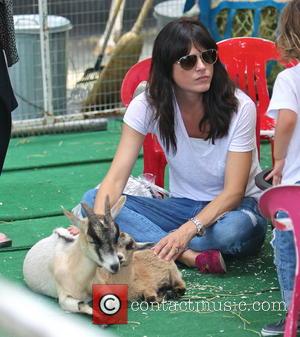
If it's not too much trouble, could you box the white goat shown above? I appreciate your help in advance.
[95,232,186,302]
[23,197,125,315]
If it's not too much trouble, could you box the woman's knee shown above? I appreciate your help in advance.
[116,205,166,243]
[221,209,265,236]
[214,210,267,255]
[81,188,97,208]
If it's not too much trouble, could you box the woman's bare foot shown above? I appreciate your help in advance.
[177,249,198,267]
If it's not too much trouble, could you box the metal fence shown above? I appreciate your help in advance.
[10,0,188,136]
[10,0,281,136]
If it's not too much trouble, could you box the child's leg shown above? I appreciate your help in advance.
[272,229,295,308]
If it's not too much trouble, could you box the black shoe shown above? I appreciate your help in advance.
[261,318,300,336]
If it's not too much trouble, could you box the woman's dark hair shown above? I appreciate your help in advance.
[146,17,238,154]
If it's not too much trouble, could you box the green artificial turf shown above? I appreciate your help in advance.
[0,124,282,337]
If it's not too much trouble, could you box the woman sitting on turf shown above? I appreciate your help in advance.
[73,18,267,273]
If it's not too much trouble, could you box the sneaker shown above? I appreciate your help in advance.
[261,318,300,336]
[195,250,227,274]
[0,233,12,248]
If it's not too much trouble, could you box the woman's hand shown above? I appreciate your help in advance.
[67,226,80,236]
[152,224,195,261]
[265,159,285,186]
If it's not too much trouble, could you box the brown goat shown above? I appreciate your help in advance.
[95,232,186,302]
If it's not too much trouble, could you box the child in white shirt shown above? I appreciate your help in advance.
[261,1,300,335]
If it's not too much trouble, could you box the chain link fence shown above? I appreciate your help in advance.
[10,0,282,136]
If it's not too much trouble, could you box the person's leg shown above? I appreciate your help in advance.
[120,194,208,232]
[260,229,296,336]
[187,197,267,256]
[79,191,266,271]
[79,189,208,245]
[176,197,267,272]
[120,196,266,272]
[114,194,207,243]
[116,195,227,273]
[0,99,12,247]
[0,99,12,175]
[268,183,299,308]
[79,191,267,254]
[272,229,295,308]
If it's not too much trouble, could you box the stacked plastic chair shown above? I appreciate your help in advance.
[259,185,300,337]
[183,0,286,41]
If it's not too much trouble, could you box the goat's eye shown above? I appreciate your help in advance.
[88,241,96,245]
[126,242,134,250]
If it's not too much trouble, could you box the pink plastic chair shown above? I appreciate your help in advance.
[259,185,300,337]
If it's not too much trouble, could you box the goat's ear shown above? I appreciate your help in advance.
[62,208,80,225]
[78,218,89,232]
[80,202,95,218]
[134,242,155,250]
[111,196,126,219]
[63,208,88,230]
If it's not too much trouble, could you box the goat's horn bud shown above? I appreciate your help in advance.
[104,195,111,216]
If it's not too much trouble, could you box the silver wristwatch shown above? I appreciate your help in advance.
[190,217,206,236]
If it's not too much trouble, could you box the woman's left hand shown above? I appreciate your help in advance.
[152,226,193,261]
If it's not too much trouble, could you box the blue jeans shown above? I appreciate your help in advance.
[270,181,300,308]
[271,229,295,308]
[80,188,267,257]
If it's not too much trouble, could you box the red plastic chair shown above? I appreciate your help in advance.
[120,58,167,187]
[259,185,300,337]
[218,37,290,147]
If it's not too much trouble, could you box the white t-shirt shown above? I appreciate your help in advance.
[124,89,261,201]
[267,64,300,184]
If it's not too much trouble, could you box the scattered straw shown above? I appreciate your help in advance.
[230,311,261,337]
[127,321,141,326]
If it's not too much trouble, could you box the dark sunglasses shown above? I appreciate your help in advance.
[176,49,218,70]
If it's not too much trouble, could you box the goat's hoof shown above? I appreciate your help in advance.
[175,286,186,297]
[162,289,182,300]
[158,285,173,299]
[145,295,158,303]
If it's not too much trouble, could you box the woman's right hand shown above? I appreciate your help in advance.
[265,159,285,186]
[67,226,80,236]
